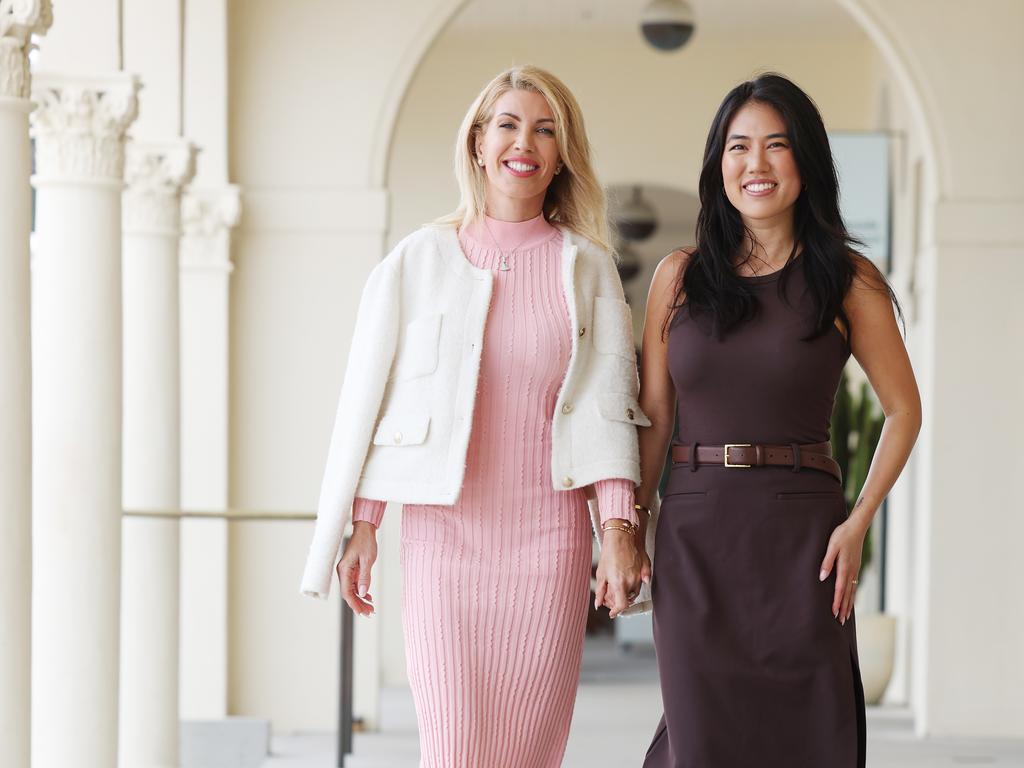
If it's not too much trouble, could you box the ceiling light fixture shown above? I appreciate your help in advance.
[641,0,696,52]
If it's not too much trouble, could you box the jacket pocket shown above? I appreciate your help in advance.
[393,313,442,381]
[591,296,635,361]
[372,413,431,447]
[597,392,651,427]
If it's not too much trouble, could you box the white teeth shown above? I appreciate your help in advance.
[506,161,539,173]
[745,182,777,193]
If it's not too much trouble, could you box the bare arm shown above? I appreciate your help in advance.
[845,261,922,529]
[821,258,922,623]
[635,251,687,514]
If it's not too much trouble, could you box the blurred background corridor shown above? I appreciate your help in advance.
[3,1,1022,766]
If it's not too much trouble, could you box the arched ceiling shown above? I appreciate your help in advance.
[452,0,852,33]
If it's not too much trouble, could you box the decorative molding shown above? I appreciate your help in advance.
[30,73,140,181]
[180,185,241,270]
[0,0,52,99]
[123,141,198,234]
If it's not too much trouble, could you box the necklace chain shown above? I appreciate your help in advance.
[482,218,534,272]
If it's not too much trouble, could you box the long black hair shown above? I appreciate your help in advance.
[671,73,901,341]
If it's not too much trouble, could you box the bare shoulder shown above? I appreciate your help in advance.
[667,246,696,265]
[652,247,694,291]
[645,247,694,335]
[845,252,893,317]
[849,252,889,292]
[649,248,694,305]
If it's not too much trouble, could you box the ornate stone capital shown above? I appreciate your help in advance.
[180,185,241,269]
[123,141,198,234]
[30,73,140,181]
[182,186,241,238]
[0,0,52,99]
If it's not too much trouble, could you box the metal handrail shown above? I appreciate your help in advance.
[122,508,315,521]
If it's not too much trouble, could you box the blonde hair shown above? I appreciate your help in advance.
[438,65,611,252]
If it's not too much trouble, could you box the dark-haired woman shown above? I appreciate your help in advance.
[638,73,921,768]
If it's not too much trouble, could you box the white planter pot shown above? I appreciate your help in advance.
[856,613,897,705]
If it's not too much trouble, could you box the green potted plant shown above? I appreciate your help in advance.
[831,369,896,705]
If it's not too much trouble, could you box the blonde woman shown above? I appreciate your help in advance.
[300,66,649,767]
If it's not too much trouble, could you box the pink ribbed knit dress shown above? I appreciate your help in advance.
[352,215,636,768]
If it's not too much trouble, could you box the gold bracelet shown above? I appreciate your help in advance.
[633,503,651,516]
[601,520,637,536]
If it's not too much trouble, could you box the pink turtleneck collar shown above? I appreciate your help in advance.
[460,213,559,252]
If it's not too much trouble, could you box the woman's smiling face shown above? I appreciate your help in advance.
[475,89,561,216]
[721,100,802,226]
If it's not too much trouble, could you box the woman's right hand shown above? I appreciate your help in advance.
[594,526,643,618]
[336,521,378,616]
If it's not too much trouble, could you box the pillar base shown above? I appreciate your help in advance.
[180,718,270,768]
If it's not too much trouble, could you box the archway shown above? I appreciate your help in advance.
[372,0,946,730]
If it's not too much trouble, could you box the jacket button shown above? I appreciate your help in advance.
[393,432,403,444]
[563,476,573,487]
[626,408,635,420]
[578,326,586,337]
[561,403,573,414]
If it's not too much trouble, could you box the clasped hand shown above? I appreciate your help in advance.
[594,526,648,618]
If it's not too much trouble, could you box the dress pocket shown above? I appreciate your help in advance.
[776,491,844,501]
[591,296,635,361]
[393,313,441,380]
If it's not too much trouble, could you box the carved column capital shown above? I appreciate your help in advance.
[182,185,241,238]
[123,140,198,234]
[0,0,52,99]
[180,185,241,270]
[30,73,140,181]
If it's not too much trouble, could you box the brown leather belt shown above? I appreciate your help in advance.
[671,441,842,483]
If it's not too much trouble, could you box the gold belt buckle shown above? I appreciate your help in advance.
[723,443,752,468]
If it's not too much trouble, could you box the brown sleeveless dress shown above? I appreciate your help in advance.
[643,258,866,768]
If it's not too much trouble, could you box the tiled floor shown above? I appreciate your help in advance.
[263,639,1024,767]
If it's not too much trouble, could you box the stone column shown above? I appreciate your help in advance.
[178,0,239,721]
[0,5,52,768]
[179,185,239,718]
[120,140,196,768]
[29,72,139,768]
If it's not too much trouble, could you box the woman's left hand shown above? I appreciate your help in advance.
[595,525,643,618]
[819,516,869,625]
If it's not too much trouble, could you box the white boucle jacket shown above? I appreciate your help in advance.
[300,224,651,601]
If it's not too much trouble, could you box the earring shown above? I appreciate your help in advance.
[555,164,563,175]
[477,156,485,166]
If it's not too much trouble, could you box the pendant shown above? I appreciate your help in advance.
[499,256,510,272]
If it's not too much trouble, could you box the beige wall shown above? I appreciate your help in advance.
[862,0,1024,200]
[224,0,464,731]
[846,0,1024,737]
[34,0,121,73]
